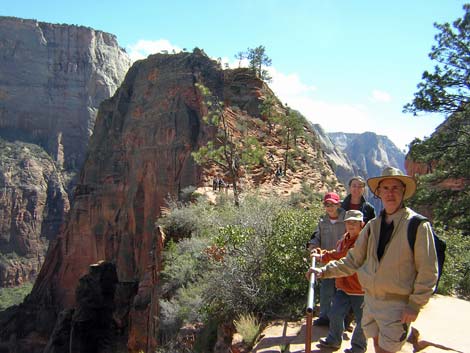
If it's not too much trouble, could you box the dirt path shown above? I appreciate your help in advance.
[251,295,468,353]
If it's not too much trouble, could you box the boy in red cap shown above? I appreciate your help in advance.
[307,192,345,326]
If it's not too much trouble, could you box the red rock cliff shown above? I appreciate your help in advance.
[0,49,341,353]
[0,16,130,288]
[0,50,261,353]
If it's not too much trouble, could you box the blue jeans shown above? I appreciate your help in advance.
[326,290,366,353]
[319,278,336,319]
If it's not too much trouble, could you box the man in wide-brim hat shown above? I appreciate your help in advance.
[307,166,438,353]
[367,166,417,202]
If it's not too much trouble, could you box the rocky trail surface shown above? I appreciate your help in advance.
[252,295,468,353]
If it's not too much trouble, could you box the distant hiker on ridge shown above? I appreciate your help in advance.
[307,167,438,353]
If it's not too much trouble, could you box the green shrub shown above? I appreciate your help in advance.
[158,193,323,330]
[410,179,470,235]
[233,313,260,347]
[0,282,34,311]
[437,228,470,298]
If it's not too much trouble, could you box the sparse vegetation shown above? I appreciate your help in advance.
[236,45,273,81]
[157,193,323,346]
[0,282,34,311]
[192,83,265,206]
[233,313,261,347]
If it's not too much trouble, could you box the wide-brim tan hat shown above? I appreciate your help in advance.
[367,167,417,200]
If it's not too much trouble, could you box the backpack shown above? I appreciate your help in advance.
[407,214,446,293]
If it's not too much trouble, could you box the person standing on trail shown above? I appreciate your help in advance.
[310,210,367,353]
[341,176,376,331]
[307,167,438,353]
[307,192,346,326]
[342,176,376,224]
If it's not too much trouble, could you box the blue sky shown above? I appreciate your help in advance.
[2,0,468,150]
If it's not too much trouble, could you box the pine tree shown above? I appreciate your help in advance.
[192,83,265,206]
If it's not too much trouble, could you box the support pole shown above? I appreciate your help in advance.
[305,257,316,353]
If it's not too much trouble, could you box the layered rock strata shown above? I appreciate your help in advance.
[0,16,130,174]
[0,50,341,352]
[0,50,228,352]
[0,16,130,287]
[0,139,69,286]
[313,125,405,210]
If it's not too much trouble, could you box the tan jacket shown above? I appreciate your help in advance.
[320,207,438,312]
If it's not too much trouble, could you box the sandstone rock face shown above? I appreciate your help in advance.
[404,158,432,177]
[0,50,222,353]
[327,131,405,181]
[0,139,69,286]
[0,16,130,287]
[313,126,405,209]
[0,50,341,352]
[311,123,356,183]
[0,16,131,173]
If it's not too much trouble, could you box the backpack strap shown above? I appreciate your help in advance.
[407,214,428,251]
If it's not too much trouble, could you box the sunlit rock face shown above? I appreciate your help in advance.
[0,49,225,352]
[0,16,131,172]
[0,47,342,352]
[0,16,130,287]
[312,125,405,210]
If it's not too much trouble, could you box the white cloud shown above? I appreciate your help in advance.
[371,89,392,103]
[268,68,416,150]
[126,39,182,62]
[268,67,370,132]
[268,67,317,98]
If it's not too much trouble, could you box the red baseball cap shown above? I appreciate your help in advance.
[323,192,340,204]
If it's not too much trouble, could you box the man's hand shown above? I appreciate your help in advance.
[305,267,323,281]
[309,248,322,259]
[401,306,418,324]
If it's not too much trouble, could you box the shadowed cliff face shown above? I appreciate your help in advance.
[0,50,246,353]
[0,140,69,286]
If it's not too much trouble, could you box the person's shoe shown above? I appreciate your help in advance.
[319,338,341,349]
[344,348,365,353]
[313,317,329,326]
